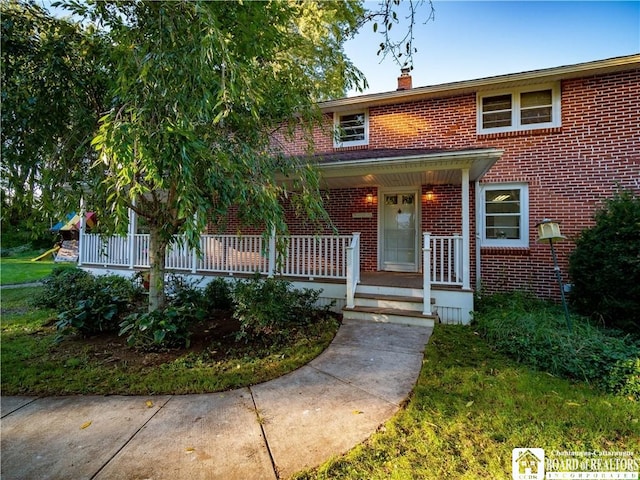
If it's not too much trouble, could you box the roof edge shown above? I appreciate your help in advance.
[320,54,640,112]
[316,148,504,169]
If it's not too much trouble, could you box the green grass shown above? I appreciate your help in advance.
[0,286,339,395]
[293,325,640,480]
[473,291,639,398]
[0,250,75,285]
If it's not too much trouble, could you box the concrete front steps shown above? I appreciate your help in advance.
[342,284,439,327]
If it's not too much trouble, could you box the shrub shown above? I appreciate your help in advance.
[56,297,121,338]
[203,277,232,310]
[165,274,206,322]
[37,270,144,338]
[231,276,325,344]
[0,244,32,257]
[474,291,640,398]
[117,275,206,351]
[569,189,640,334]
[119,308,192,351]
[34,267,97,311]
[606,358,640,399]
[96,274,144,305]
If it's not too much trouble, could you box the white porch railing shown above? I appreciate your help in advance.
[280,235,351,279]
[430,234,463,286]
[81,234,130,267]
[80,231,464,315]
[198,235,268,275]
[79,232,352,280]
[424,233,463,315]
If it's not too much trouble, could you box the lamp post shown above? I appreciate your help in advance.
[536,219,572,332]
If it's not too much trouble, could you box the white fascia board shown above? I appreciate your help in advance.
[317,148,503,181]
[321,55,640,113]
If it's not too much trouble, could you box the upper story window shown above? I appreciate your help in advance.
[333,110,369,147]
[480,183,529,248]
[477,83,560,134]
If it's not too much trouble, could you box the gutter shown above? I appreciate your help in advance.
[320,54,640,112]
[316,148,503,171]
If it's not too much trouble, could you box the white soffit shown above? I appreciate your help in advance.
[316,149,502,189]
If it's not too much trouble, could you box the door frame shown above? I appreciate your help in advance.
[377,186,421,272]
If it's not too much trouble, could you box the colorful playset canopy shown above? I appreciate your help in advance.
[50,212,96,232]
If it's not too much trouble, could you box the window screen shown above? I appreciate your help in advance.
[485,189,521,239]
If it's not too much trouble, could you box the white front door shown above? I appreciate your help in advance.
[380,191,419,272]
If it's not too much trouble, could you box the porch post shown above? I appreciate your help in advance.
[128,206,137,269]
[346,232,360,309]
[78,196,85,266]
[268,228,276,278]
[191,213,198,274]
[461,168,471,290]
[422,232,432,315]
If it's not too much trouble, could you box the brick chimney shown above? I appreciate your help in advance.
[397,67,412,90]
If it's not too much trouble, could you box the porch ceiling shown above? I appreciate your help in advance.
[314,148,503,189]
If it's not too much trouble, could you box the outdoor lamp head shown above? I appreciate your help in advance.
[536,218,566,242]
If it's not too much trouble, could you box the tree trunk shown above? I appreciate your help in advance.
[148,226,168,312]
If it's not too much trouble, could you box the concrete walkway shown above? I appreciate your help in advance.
[1,319,433,480]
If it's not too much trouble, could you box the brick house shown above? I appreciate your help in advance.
[80,54,640,325]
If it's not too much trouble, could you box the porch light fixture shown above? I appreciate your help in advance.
[366,193,374,204]
[536,218,572,332]
[424,185,435,202]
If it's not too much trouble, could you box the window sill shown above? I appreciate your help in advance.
[477,126,561,139]
[480,246,531,256]
[333,144,369,152]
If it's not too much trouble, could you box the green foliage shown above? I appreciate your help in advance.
[35,268,144,337]
[0,243,32,257]
[1,0,107,230]
[3,1,430,314]
[2,285,339,395]
[165,274,206,322]
[119,308,192,351]
[55,297,119,337]
[55,274,143,337]
[203,277,232,310]
[569,189,640,333]
[473,292,640,398]
[34,267,96,311]
[231,276,326,345]
[607,357,640,399]
[117,275,206,351]
[59,1,373,312]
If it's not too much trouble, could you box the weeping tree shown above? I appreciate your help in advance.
[72,1,368,311]
[30,0,432,312]
[0,0,107,237]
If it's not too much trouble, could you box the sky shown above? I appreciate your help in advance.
[345,1,640,96]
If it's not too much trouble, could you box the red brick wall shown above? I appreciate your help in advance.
[214,69,640,300]
[476,72,640,297]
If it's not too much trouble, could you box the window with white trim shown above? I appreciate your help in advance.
[480,183,529,247]
[333,110,368,147]
[477,84,560,134]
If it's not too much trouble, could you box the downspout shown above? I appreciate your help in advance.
[475,182,482,292]
[461,169,471,290]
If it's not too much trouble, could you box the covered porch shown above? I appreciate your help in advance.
[79,148,502,324]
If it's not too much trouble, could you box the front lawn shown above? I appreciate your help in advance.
[0,249,74,285]
[294,325,639,479]
[0,286,339,395]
